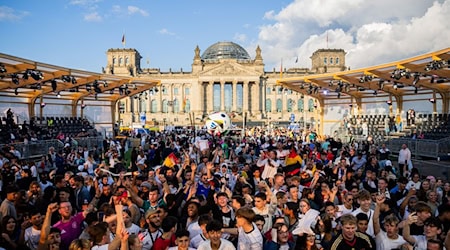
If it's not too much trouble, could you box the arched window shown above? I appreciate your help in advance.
[119,57,123,65]
[151,99,157,113]
[336,57,339,64]
[276,98,282,112]
[330,58,333,64]
[112,57,116,65]
[173,99,180,113]
[185,99,191,112]
[287,98,293,112]
[162,100,168,113]
[297,99,304,112]
[266,99,272,112]
[125,57,129,65]
[323,57,327,64]
[308,99,315,112]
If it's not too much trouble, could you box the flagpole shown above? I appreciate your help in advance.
[280,58,283,79]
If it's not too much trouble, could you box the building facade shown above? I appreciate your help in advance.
[106,41,346,131]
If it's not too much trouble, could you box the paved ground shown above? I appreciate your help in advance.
[409,159,450,179]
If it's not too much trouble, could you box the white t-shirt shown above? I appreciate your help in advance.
[375,231,406,250]
[237,223,263,250]
[187,221,202,239]
[336,204,353,218]
[412,235,427,250]
[352,208,375,237]
[24,226,41,250]
[125,223,141,235]
[197,239,236,250]
[91,245,108,250]
[190,233,207,249]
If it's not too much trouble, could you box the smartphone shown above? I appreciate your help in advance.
[98,211,105,221]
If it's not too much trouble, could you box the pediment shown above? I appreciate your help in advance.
[201,62,260,76]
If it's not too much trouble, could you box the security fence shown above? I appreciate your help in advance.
[1,136,104,160]
[387,137,450,160]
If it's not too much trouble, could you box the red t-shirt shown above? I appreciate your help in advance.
[152,234,176,250]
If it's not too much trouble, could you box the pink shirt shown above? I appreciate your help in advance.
[53,212,85,250]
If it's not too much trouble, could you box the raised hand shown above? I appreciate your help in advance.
[407,212,418,225]
[376,193,385,205]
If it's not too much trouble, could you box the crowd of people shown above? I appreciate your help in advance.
[0,125,449,250]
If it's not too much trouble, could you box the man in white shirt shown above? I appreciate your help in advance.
[398,144,411,177]
[236,207,263,250]
[373,194,406,250]
[24,210,43,250]
[352,189,375,237]
[197,220,235,250]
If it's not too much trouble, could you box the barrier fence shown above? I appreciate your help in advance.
[387,137,450,160]
[0,136,104,160]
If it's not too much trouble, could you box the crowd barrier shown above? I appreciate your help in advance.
[1,136,104,160]
[387,137,450,160]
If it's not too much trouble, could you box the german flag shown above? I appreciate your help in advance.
[284,148,302,175]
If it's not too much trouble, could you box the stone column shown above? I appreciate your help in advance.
[261,78,266,115]
[243,81,248,112]
[208,82,214,113]
[250,82,258,116]
[220,81,225,111]
[232,81,237,112]
[181,84,185,113]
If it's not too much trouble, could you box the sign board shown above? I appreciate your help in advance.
[140,112,146,125]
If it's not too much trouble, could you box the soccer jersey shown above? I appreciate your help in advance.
[237,223,263,250]
[330,232,373,250]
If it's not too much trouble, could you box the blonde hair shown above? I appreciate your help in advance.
[68,239,91,250]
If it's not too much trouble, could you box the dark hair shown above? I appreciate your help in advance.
[43,186,56,200]
[206,220,223,232]
[356,213,369,222]
[175,229,190,239]
[254,214,265,223]
[232,195,246,207]
[198,214,212,226]
[1,216,17,235]
[161,216,178,233]
[255,192,267,201]
[88,222,108,244]
[285,202,299,213]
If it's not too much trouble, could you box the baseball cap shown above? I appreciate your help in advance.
[145,208,160,219]
[385,160,392,166]
[140,181,151,189]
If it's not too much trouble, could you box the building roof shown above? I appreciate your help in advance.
[201,41,251,61]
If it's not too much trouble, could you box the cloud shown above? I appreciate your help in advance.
[234,33,247,43]
[254,0,450,70]
[127,6,148,16]
[0,6,29,21]
[84,12,102,22]
[69,0,101,6]
[110,5,149,17]
[159,28,175,36]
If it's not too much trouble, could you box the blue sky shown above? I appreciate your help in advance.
[1,0,449,73]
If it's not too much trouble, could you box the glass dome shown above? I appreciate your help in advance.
[201,41,251,61]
